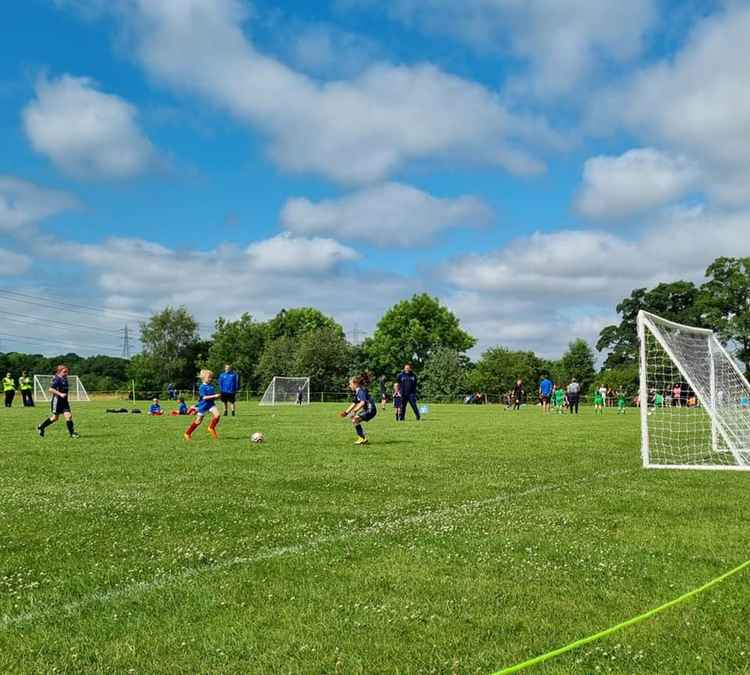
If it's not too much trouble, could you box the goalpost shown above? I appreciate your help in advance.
[259,377,310,406]
[33,375,91,403]
[638,310,750,470]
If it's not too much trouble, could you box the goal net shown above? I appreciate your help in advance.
[638,310,750,470]
[259,377,310,406]
[33,375,91,403]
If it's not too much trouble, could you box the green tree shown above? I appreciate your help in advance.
[597,281,703,368]
[364,294,475,374]
[598,364,639,397]
[207,313,267,391]
[420,348,468,402]
[699,257,750,374]
[256,336,298,389]
[294,327,352,393]
[559,339,597,393]
[468,347,542,398]
[267,308,344,340]
[139,307,200,386]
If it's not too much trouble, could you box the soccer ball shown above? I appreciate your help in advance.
[251,432,265,444]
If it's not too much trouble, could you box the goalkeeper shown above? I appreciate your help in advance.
[339,373,377,445]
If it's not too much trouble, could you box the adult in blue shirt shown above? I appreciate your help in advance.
[396,363,420,421]
[218,363,240,417]
[539,375,553,414]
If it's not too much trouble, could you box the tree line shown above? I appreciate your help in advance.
[3,256,749,399]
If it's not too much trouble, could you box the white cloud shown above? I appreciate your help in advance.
[245,232,359,272]
[81,0,562,184]
[593,4,750,205]
[576,148,701,219]
[0,176,78,233]
[0,249,32,276]
[341,0,655,99]
[280,183,493,247]
[22,74,157,179]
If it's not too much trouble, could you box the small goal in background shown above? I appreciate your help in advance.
[33,375,91,403]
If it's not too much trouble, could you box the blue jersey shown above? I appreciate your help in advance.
[178,402,188,414]
[197,383,217,413]
[51,375,69,395]
[397,371,417,397]
[539,378,553,397]
[354,387,375,414]
[149,404,162,414]
[218,371,239,394]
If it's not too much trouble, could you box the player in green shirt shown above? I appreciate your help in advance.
[617,390,626,414]
[554,385,566,414]
[652,391,665,408]
[593,384,605,415]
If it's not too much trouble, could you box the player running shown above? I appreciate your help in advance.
[36,365,79,438]
[340,373,377,445]
[184,369,221,440]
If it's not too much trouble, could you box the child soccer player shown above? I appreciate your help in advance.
[594,384,605,415]
[617,390,626,414]
[295,384,304,405]
[183,369,221,440]
[36,365,79,438]
[392,382,402,421]
[339,373,377,445]
[149,398,163,416]
[554,384,566,414]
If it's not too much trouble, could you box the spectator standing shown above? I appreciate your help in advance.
[538,375,553,414]
[567,378,581,415]
[218,364,240,417]
[19,371,34,407]
[396,363,420,421]
[512,378,525,411]
[3,372,16,408]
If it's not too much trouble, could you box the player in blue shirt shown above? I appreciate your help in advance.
[339,373,377,445]
[36,364,79,438]
[184,369,221,440]
[396,363,420,421]
[538,375,553,414]
[218,364,239,417]
[148,398,163,416]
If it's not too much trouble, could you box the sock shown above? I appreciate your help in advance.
[355,424,365,438]
[209,416,220,431]
[39,418,54,430]
[66,420,75,435]
[185,421,200,437]
[231,410,235,417]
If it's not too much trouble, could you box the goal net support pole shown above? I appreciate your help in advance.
[638,310,750,471]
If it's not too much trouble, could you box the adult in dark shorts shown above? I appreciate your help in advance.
[218,364,239,417]
[512,378,525,411]
[37,364,79,438]
[538,374,553,413]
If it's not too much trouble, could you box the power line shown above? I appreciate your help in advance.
[0,333,121,355]
[0,310,125,335]
[0,289,150,321]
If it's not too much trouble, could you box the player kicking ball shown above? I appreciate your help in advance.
[37,364,79,438]
[339,373,377,445]
[183,369,221,440]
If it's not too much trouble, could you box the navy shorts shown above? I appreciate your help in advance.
[51,396,71,416]
[357,407,377,422]
[220,392,236,404]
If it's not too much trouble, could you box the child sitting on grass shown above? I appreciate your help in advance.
[149,398,164,416]
[171,396,189,416]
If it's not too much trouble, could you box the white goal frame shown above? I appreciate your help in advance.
[33,375,91,403]
[638,310,750,471]
[259,377,310,406]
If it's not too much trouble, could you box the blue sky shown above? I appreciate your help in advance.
[1,0,748,359]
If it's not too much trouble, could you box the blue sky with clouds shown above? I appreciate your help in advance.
[1,0,748,359]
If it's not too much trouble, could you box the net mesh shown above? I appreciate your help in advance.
[259,377,310,405]
[33,375,90,403]
[640,313,750,469]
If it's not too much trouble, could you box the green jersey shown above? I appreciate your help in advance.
[554,388,565,405]
[654,393,664,407]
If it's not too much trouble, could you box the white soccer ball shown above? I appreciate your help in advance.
[251,432,265,444]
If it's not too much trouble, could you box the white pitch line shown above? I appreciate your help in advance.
[0,468,634,628]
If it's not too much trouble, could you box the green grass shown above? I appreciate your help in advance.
[1,401,749,674]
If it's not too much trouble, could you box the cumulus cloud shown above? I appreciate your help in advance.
[280,183,493,247]
[245,232,359,272]
[22,74,157,179]
[75,0,562,184]
[575,148,701,219]
[0,249,32,276]
[0,176,78,233]
[592,4,750,205]
[341,0,655,99]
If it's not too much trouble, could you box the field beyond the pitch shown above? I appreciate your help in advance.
[1,402,748,674]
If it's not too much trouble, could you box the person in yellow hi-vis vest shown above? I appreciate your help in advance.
[3,372,16,408]
[19,371,34,407]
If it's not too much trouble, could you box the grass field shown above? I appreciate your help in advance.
[1,401,749,674]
